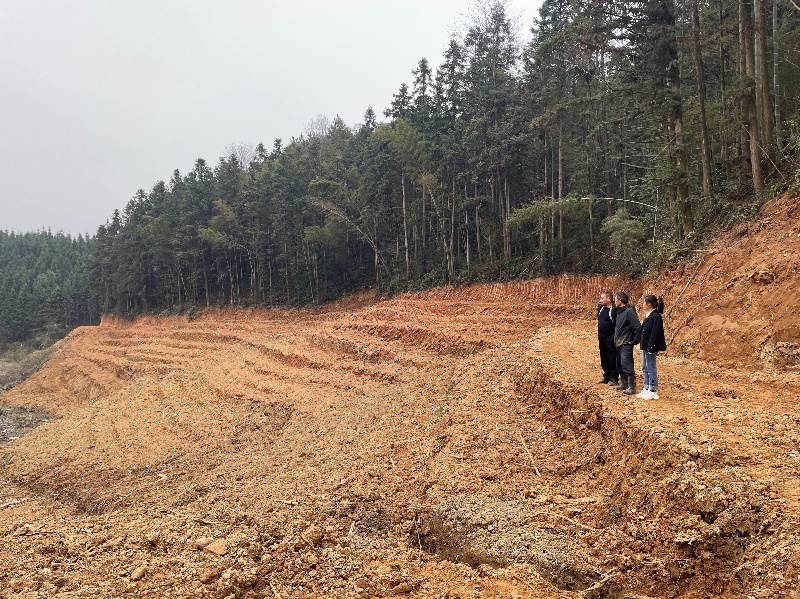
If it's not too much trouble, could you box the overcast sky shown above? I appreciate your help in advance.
[0,0,539,236]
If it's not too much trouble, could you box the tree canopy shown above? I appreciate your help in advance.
[4,0,800,344]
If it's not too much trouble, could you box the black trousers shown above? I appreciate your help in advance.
[599,336,617,381]
[616,343,635,378]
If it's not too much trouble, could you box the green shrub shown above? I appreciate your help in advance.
[600,209,649,276]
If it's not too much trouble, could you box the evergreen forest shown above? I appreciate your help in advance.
[0,231,99,346]
[3,0,800,345]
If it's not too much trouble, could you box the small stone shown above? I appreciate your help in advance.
[751,270,775,284]
[199,566,221,584]
[192,536,214,550]
[130,566,146,581]
[392,581,420,594]
[683,445,700,459]
[477,563,494,576]
[305,524,324,546]
[354,577,370,589]
[204,539,228,556]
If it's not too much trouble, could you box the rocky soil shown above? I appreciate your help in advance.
[1,194,799,598]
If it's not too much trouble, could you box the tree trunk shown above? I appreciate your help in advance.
[475,185,481,264]
[754,0,773,153]
[747,89,765,191]
[719,0,728,173]
[742,0,765,191]
[203,255,210,308]
[667,0,694,236]
[691,0,713,196]
[449,182,456,284]
[739,0,752,176]
[228,252,235,305]
[401,171,410,279]
[465,208,470,276]
[773,0,782,150]
[284,240,290,304]
[421,182,426,249]
[374,221,380,292]
[504,174,511,260]
[601,47,612,211]
[544,129,549,199]
[558,116,564,263]
[539,214,545,269]
[588,198,595,265]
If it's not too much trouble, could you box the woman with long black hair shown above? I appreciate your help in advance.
[637,295,666,400]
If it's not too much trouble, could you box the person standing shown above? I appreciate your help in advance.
[612,291,641,395]
[597,291,618,385]
[637,295,667,400]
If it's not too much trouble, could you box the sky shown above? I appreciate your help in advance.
[0,0,540,236]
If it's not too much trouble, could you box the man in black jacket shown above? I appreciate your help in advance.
[612,291,641,395]
[597,291,617,384]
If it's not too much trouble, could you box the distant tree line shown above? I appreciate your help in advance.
[0,231,99,346]
[4,0,800,342]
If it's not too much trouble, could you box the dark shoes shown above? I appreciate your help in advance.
[612,376,627,390]
[622,376,636,395]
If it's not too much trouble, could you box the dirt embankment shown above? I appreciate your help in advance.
[661,194,800,372]
[1,195,799,599]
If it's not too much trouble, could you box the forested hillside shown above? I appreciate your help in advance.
[0,231,99,345]
[4,0,800,342]
[92,0,800,314]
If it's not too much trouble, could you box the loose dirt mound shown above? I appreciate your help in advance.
[1,196,799,598]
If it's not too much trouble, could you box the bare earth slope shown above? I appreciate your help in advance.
[1,195,799,599]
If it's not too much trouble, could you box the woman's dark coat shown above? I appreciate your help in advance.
[640,311,667,354]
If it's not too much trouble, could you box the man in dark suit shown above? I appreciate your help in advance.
[597,291,617,385]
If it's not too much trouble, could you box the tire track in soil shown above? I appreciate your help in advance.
[1,191,800,598]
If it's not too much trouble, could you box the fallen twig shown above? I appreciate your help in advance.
[328,477,348,490]
[518,432,541,477]
[530,511,595,532]
[580,572,618,596]
[666,256,710,345]
[666,256,705,320]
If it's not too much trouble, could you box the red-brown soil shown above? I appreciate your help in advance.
[1,195,799,599]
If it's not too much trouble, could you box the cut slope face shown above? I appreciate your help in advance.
[661,194,800,372]
[0,197,799,598]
